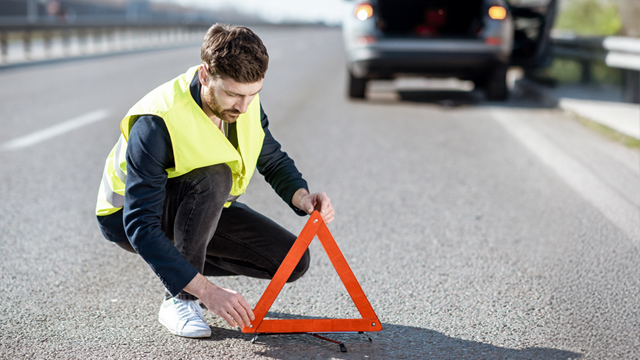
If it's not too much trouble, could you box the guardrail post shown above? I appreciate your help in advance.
[623,70,640,104]
[62,29,71,57]
[580,59,592,84]
[0,32,7,63]
[76,30,83,55]
[80,29,88,55]
[23,31,32,61]
[99,28,105,52]
[44,31,52,59]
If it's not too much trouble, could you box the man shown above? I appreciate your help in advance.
[96,24,334,338]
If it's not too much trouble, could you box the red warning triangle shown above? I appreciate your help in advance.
[242,211,382,334]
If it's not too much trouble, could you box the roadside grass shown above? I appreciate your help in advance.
[572,113,640,149]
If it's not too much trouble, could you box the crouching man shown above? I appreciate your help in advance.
[96,24,334,338]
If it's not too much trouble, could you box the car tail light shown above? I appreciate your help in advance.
[357,36,377,46]
[354,3,374,20]
[485,37,502,45]
[488,6,507,20]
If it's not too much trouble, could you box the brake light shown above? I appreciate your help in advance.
[355,3,373,20]
[488,6,507,20]
[485,37,502,45]
[357,36,377,46]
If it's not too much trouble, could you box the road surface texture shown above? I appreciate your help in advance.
[1,26,638,359]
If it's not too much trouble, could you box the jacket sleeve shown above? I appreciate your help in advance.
[256,104,309,216]
[123,115,198,297]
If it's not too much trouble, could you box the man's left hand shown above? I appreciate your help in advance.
[293,189,335,224]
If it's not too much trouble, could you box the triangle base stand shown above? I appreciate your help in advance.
[251,333,365,353]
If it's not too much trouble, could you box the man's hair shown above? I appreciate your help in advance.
[201,24,269,83]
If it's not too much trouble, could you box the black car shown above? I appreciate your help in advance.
[342,0,557,100]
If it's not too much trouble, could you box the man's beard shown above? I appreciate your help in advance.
[218,109,241,122]
[204,91,241,123]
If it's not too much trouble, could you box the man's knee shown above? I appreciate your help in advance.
[169,164,232,207]
[286,249,310,283]
[188,164,232,196]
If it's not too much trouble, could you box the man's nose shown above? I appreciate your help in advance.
[236,97,251,113]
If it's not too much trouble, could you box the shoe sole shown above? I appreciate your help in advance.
[159,316,211,338]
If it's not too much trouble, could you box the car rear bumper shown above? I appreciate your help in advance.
[347,41,509,79]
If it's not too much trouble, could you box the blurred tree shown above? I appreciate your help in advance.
[555,0,621,36]
[616,0,639,37]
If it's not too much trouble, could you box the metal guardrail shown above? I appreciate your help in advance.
[553,34,640,71]
[551,33,640,103]
[0,17,214,65]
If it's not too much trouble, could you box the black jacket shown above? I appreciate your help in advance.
[99,71,308,296]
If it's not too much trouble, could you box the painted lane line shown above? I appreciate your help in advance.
[1,109,111,151]
[491,109,640,242]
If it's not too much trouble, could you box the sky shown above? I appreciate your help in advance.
[151,0,352,25]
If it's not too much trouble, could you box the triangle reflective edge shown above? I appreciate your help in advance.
[241,211,382,334]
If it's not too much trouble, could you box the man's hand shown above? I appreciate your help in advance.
[292,188,335,224]
[184,273,255,329]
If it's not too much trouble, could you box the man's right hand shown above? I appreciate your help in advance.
[183,273,255,329]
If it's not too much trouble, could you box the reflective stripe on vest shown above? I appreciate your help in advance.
[113,135,127,183]
[96,134,127,215]
[102,172,124,208]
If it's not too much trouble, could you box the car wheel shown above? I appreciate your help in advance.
[484,66,508,101]
[348,71,367,99]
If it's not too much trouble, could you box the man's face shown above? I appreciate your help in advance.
[199,65,263,123]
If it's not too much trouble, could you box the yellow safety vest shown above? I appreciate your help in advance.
[96,66,265,216]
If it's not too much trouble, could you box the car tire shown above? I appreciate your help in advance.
[348,71,367,99]
[484,65,508,101]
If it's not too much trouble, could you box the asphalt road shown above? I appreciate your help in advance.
[0,26,638,359]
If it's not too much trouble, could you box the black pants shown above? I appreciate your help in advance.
[97,164,310,299]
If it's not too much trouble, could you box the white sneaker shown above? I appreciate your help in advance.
[158,297,212,338]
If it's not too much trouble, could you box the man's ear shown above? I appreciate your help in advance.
[198,64,209,87]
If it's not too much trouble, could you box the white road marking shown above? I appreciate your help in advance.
[491,109,640,242]
[1,109,110,151]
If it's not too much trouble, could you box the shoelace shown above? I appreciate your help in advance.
[174,299,205,322]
